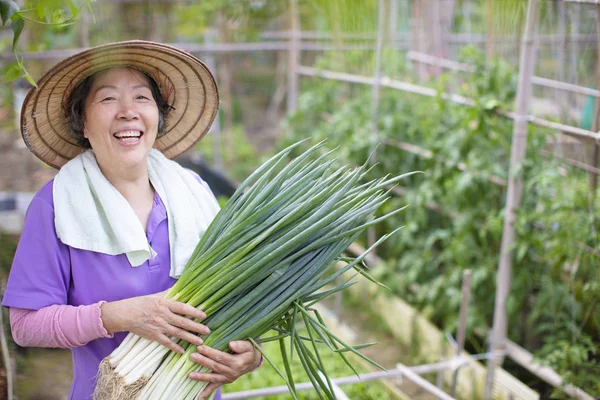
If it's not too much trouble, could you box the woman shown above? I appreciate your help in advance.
[2,41,261,400]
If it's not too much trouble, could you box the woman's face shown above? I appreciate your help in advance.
[83,68,159,171]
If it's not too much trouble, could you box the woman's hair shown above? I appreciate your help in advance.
[66,68,173,148]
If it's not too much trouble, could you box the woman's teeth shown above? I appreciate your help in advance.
[114,131,142,143]
[114,131,141,138]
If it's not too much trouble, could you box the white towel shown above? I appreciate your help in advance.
[53,149,220,278]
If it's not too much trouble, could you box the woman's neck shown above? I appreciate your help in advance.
[98,161,153,203]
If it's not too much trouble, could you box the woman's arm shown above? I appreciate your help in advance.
[10,292,211,352]
[100,291,209,354]
[9,302,111,348]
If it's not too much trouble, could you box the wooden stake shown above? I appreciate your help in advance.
[557,0,569,123]
[587,6,600,206]
[484,0,540,397]
[204,30,223,171]
[287,0,300,114]
[451,269,472,396]
[368,0,386,249]
[0,307,13,400]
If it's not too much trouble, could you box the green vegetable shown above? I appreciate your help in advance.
[93,140,417,400]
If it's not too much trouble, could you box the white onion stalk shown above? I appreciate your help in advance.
[93,141,418,400]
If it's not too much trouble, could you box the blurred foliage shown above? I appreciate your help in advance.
[173,0,285,42]
[0,233,18,279]
[223,329,396,399]
[1,0,94,85]
[281,46,600,395]
[304,0,377,33]
[195,124,261,184]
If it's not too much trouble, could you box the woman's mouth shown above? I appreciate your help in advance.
[114,130,144,144]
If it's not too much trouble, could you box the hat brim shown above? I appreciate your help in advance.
[21,40,219,169]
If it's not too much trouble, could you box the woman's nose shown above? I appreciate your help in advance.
[116,99,138,119]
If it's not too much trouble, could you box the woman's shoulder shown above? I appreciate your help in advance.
[31,179,56,209]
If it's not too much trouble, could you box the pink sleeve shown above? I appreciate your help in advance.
[9,302,113,348]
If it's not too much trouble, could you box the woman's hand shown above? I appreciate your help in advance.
[100,291,209,354]
[189,340,262,399]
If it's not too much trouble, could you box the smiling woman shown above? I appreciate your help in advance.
[80,69,162,192]
[2,41,263,400]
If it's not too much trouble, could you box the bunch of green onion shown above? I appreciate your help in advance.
[93,141,417,400]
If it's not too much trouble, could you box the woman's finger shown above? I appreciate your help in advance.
[196,382,221,400]
[196,345,237,366]
[166,325,204,346]
[157,333,184,354]
[189,371,227,384]
[190,351,233,375]
[166,300,207,320]
[167,314,211,336]
[229,340,255,354]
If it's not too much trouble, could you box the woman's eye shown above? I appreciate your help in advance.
[136,95,150,100]
[101,97,115,102]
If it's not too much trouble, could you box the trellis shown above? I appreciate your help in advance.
[0,0,598,399]
[284,0,599,399]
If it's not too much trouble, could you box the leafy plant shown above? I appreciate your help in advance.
[0,0,94,85]
[280,47,600,394]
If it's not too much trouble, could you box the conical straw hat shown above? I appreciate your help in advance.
[21,40,219,169]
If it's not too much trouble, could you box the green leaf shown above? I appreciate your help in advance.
[10,15,23,51]
[0,0,18,25]
[2,63,21,82]
[35,4,45,20]
[23,71,36,87]
[484,99,500,110]
[67,0,78,18]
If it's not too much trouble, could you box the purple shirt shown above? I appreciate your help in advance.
[3,175,221,400]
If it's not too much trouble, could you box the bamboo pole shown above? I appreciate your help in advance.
[215,10,234,164]
[411,0,427,81]
[557,0,569,122]
[484,0,541,397]
[368,0,386,249]
[396,364,456,400]
[485,0,495,59]
[1,42,404,61]
[372,0,386,144]
[587,6,600,205]
[287,0,300,115]
[563,0,600,3]
[406,51,600,98]
[388,0,398,43]
[0,307,13,400]
[297,65,600,144]
[451,269,472,397]
[505,340,595,400]
[78,8,90,48]
[568,4,580,99]
[540,149,600,174]
[222,359,466,399]
[383,138,507,186]
[203,30,223,171]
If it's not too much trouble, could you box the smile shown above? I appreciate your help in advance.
[113,130,144,144]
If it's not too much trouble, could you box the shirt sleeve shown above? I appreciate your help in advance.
[3,186,71,310]
[9,302,112,349]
